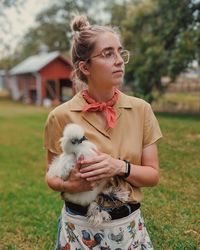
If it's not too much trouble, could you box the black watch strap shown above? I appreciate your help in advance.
[122,160,131,178]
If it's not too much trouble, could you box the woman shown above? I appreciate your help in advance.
[44,15,162,250]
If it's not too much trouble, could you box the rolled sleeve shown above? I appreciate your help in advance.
[143,103,163,148]
[44,111,63,154]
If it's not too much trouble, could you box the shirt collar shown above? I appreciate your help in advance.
[69,90,133,111]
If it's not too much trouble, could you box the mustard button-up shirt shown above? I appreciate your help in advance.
[44,91,162,203]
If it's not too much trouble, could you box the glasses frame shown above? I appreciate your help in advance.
[87,49,130,64]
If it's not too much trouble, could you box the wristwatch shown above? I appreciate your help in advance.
[122,160,131,178]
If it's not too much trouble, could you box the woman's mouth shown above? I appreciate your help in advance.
[112,70,124,75]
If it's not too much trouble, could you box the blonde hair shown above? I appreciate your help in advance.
[70,15,120,83]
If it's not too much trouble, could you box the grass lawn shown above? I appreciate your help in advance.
[0,99,199,250]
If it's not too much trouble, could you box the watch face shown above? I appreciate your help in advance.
[124,161,128,173]
[123,160,130,178]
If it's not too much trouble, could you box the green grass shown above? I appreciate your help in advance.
[0,99,199,250]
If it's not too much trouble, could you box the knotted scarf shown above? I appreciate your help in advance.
[82,89,119,128]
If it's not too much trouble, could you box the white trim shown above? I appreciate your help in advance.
[34,73,41,105]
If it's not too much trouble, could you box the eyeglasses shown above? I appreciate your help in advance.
[88,48,130,64]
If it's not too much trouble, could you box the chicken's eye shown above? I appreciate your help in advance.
[71,138,78,144]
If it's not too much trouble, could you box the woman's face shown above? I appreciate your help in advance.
[86,32,125,90]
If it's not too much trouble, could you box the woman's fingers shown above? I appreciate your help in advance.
[80,163,110,180]
[81,168,102,178]
[80,154,107,169]
[92,147,101,155]
[80,161,102,173]
[80,152,106,165]
[77,154,85,163]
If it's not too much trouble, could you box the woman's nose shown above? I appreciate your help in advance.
[114,52,124,65]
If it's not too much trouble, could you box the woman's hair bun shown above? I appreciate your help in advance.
[71,15,91,32]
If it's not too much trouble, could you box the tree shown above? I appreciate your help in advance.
[110,0,200,101]
[0,0,26,57]
[16,0,108,58]
[0,0,109,68]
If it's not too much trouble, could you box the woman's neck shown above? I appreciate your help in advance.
[87,85,116,102]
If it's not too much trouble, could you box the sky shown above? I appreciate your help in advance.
[0,0,110,59]
[0,0,54,58]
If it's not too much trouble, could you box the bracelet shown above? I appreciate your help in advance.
[61,180,65,192]
[122,160,131,178]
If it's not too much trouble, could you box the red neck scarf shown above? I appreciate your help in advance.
[82,89,119,128]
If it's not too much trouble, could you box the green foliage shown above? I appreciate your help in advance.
[0,99,199,249]
[1,0,199,100]
[110,0,200,102]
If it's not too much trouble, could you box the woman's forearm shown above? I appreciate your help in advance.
[115,158,160,187]
[45,174,66,192]
[79,147,160,188]
[125,164,160,187]
[125,143,160,187]
[45,172,97,193]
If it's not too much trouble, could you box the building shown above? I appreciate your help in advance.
[9,51,73,106]
[0,70,6,90]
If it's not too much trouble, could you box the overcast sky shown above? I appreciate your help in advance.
[0,0,110,59]
[0,0,54,58]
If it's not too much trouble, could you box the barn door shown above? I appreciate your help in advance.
[59,78,72,102]
[46,80,56,99]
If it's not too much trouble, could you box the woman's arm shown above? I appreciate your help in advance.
[45,150,97,193]
[124,143,160,187]
[79,143,160,188]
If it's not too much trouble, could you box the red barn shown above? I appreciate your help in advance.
[9,51,73,106]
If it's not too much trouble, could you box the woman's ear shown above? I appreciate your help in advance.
[78,61,90,77]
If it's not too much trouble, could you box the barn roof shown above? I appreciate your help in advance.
[10,51,70,75]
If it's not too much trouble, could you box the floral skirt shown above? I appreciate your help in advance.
[56,206,153,250]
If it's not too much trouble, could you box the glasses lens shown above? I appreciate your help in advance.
[121,50,130,64]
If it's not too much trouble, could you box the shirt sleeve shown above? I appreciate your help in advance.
[44,110,63,154]
[143,103,163,148]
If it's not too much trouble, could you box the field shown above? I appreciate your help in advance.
[0,99,199,250]
[152,92,200,114]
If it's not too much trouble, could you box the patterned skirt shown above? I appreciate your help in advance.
[55,205,153,250]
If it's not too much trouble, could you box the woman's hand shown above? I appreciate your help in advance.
[64,161,97,192]
[46,150,97,193]
[79,150,125,181]
[79,143,160,187]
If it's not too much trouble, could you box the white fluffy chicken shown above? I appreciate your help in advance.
[47,123,111,226]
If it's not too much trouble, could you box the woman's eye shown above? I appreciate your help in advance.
[104,51,114,58]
